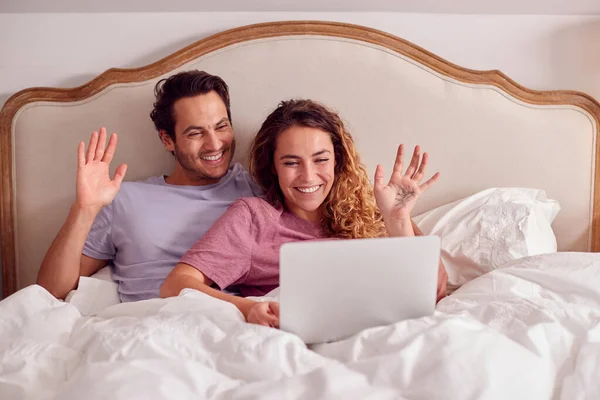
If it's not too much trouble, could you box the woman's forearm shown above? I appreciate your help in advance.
[160,263,257,319]
[412,219,448,302]
[436,259,448,302]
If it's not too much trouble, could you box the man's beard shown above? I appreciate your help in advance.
[174,139,236,180]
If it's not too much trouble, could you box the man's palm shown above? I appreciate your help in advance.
[76,128,127,211]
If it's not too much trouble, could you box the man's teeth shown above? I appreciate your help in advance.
[297,185,320,193]
[201,152,223,161]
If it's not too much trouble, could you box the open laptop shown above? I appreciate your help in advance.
[279,236,441,344]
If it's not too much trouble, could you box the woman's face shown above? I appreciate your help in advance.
[273,125,336,222]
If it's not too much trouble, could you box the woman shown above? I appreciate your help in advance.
[160,99,447,327]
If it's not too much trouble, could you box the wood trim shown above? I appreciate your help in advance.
[2,20,600,298]
[0,95,16,298]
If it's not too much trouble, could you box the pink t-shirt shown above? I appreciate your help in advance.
[180,197,324,297]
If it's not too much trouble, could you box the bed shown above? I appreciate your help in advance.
[1,21,599,399]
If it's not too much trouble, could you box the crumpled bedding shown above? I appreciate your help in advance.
[1,252,599,400]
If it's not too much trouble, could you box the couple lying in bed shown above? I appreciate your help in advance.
[37,69,448,327]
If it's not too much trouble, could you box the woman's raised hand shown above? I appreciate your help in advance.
[374,144,439,231]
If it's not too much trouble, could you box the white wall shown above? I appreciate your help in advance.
[1,12,600,293]
[1,12,600,109]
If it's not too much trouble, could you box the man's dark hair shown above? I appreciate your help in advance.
[150,70,231,140]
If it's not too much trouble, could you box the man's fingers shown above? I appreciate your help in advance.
[86,131,98,163]
[77,141,85,168]
[102,133,118,163]
[113,164,128,187]
[94,127,107,161]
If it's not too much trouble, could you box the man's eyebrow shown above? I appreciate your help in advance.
[182,125,205,135]
[215,118,230,126]
[182,118,230,135]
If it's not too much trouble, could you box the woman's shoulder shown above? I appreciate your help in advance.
[232,197,283,220]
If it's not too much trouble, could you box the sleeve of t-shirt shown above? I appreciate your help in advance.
[82,203,116,260]
[180,199,254,290]
[249,178,264,197]
[238,166,263,197]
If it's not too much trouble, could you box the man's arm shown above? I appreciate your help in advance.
[37,128,126,299]
[412,219,448,302]
[37,205,108,299]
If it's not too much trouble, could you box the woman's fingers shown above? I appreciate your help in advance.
[392,144,404,174]
[404,145,420,177]
[420,172,441,192]
[412,152,428,182]
[374,164,385,190]
[269,302,280,328]
[254,302,280,328]
[269,302,280,317]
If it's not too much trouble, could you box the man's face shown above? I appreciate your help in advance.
[163,91,235,183]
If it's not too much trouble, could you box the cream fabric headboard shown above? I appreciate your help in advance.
[2,21,599,297]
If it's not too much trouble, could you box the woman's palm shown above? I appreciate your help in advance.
[374,144,439,220]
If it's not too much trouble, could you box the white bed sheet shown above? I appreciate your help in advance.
[1,252,599,400]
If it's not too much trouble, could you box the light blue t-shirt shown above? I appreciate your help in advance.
[83,163,261,302]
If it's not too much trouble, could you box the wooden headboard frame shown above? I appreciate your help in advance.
[2,21,600,297]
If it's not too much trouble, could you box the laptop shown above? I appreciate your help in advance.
[279,236,441,344]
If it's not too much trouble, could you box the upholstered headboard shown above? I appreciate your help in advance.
[1,21,599,298]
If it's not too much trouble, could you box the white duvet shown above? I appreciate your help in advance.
[1,252,599,400]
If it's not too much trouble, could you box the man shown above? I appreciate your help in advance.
[37,70,260,302]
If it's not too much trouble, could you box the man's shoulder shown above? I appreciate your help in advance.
[221,163,263,195]
[119,175,164,188]
[112,176,166,203]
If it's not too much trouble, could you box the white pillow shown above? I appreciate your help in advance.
[413,188,560,291]
[65,266,120,315]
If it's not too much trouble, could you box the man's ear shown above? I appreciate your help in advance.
[159,130,175,152]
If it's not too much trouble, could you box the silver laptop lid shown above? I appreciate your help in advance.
[280,236,441,344]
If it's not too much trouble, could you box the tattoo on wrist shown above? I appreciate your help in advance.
[395,188,416,209]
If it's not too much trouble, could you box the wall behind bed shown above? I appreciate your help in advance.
[1,12,599,295]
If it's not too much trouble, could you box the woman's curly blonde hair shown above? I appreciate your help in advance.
[249,99,386,239]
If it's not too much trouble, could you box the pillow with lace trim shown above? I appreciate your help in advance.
[413,188,560,293]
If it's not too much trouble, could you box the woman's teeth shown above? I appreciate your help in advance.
[201,152,224,161]
[296,185,321,193]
